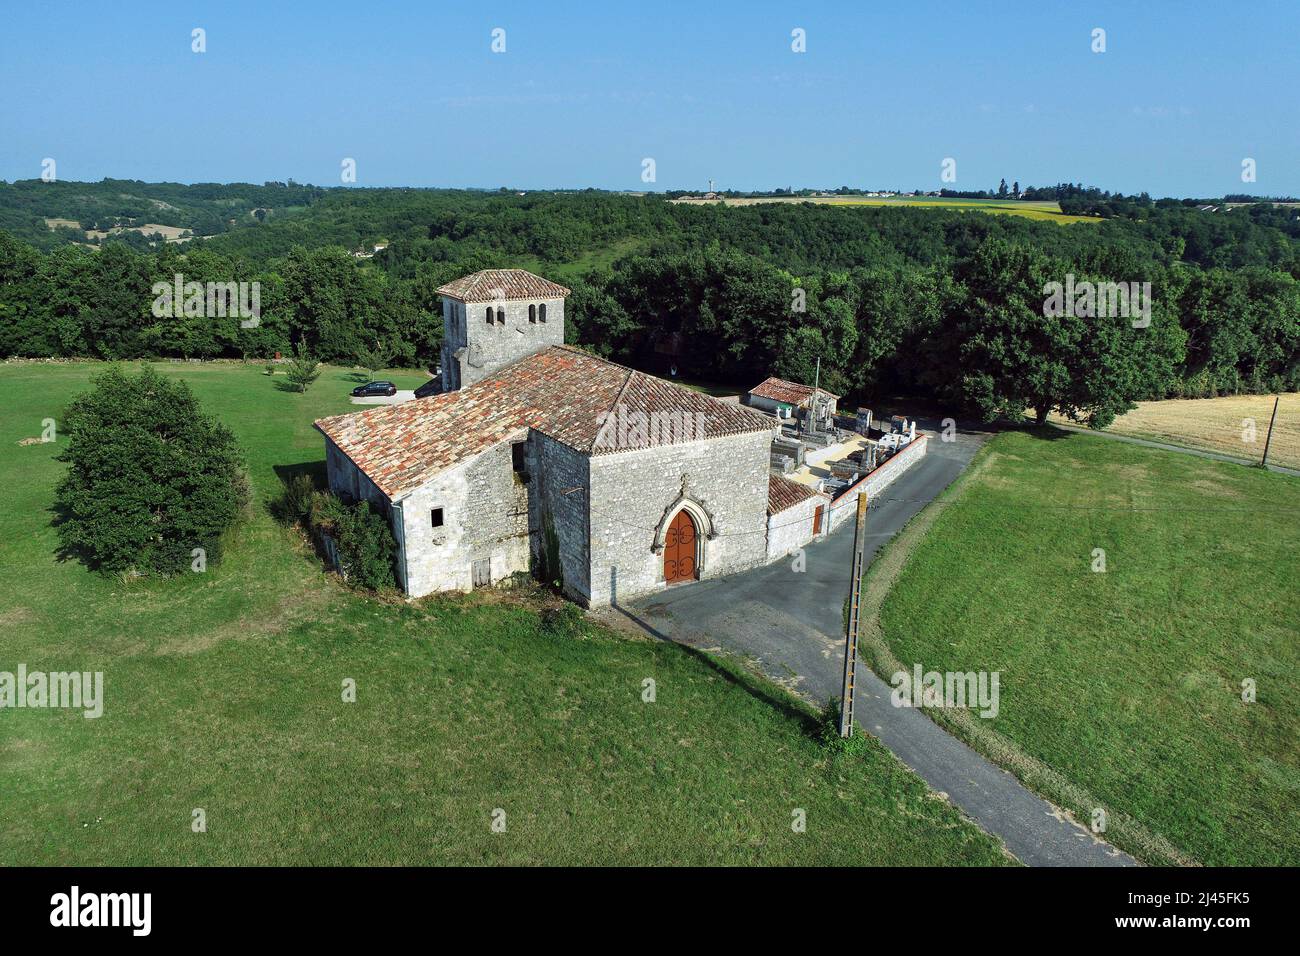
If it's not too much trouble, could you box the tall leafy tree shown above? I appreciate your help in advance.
[54,365,247,575]
[953,240,1183,427]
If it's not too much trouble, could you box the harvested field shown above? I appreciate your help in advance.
[1050,393,1300,470]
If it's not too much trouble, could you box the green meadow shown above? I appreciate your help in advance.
[0,360,1007,865]
[866,429,1300,866]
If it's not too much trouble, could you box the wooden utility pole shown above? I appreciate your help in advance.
[1261,395,1280,467]
[839,492,868,738]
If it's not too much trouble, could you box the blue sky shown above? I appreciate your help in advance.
[2,1,1297,197]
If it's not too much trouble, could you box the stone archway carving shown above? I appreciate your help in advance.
[651,491,715,559]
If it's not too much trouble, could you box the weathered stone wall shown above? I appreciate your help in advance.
[440,295,566,391]
[325,437,388,509]
[324,438,358,500]
[586,429,773,606]
[398,434,532,596]
[765,492,828,561]
[438,298,466,391]
[527,432,592,604]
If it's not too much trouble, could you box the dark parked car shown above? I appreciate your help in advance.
[351,381,397,397]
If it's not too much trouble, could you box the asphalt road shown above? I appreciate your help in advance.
[618,420,1136,866]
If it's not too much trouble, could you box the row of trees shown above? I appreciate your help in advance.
[567,244,1297,427]
[0,235,445,365]
[3,191,1298,425]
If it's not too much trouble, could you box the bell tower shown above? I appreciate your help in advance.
[436,269,570,392]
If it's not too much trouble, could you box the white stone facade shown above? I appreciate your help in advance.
[586,430,773,606]
[396,435,531,596]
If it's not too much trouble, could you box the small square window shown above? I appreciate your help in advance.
[511,442,528,476]
[431,507,444,528]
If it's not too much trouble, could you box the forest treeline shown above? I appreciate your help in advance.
[1,189,1297,426]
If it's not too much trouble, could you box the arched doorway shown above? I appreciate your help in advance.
[663,509,698,584]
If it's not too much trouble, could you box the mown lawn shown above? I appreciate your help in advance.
[872,429,1300,866]
[0,360,1008,865]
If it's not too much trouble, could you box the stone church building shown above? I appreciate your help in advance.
[315,269,828,607]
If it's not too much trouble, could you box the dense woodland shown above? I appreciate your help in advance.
[1,183,1298,426]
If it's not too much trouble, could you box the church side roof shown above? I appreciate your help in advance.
[315,346,776,500]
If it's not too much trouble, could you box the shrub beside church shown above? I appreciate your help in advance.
[54,365,248,576]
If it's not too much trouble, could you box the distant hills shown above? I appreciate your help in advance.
[0,178,324,251]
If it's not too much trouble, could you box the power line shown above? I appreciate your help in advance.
[563,485,1300,542]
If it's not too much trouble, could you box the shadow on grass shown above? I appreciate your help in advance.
[607,568,821,742]
[271,460,326,489]
[1020,423,1075,442]
[272,380,310,393]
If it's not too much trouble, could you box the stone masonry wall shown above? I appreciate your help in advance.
[766,492,828,561]
[586,429,774,607]
[439,298,465,391]
[398,435,532,596]
[325,438,389,510]
[527,432,592,604]
[440,295,566,391]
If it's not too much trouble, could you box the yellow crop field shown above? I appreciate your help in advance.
[672,195,1098,224]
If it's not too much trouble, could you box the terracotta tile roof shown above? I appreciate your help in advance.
[435,269,571,303]
[767,474,826,516]
[748,376,840,406]
[315,346,777,500]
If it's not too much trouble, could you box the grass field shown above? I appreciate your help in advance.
[0,360,1008,865]
[672,195,1098,225]
[516,237,648,281]
[44,218,193,243]
[1050,393,1300,471]
[864,429,1300,866]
